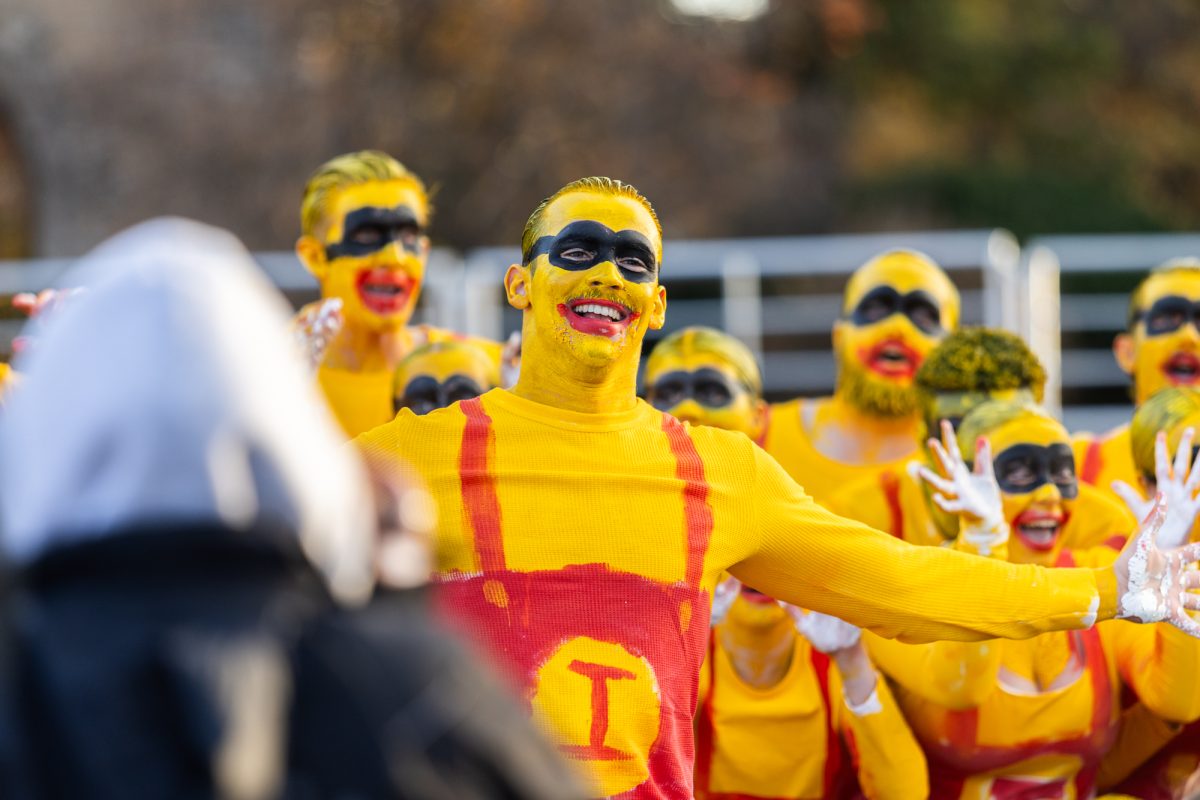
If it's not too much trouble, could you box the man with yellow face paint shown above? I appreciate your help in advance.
[645,327,927,799]
[829,328,1135,554]
[295,150,500,436]
[393,341,499,416]
[871,401,1200,799]
[764,250,960,507]
[1074,258,1200,496]
[357,177,1200,800]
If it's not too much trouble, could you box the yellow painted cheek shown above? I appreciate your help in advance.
[530,637,661,797]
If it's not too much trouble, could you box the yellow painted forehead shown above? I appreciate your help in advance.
[987,415,1069,453]
[644,350,743,386]
[537,191,662,258]
[397,346,495,387]
[323,179,429,241]
[1140,270,1200,307]
[843,252,959,317]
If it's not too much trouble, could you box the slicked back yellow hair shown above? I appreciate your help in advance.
[645,326,762,397]
[521,177,663,263]
[301,150,430,237]
[955,400,1058,462]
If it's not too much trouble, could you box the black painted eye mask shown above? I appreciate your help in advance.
[523,220,658,283]
[848,285,944,335]
[646,368,739,410]
[395,374,486,416]
[1133,295,1200,337]
[986,442,1078,498]
[325,205,424,260]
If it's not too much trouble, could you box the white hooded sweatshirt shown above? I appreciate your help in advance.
[0,217,376,604]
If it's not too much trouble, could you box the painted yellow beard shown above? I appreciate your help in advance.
[838,357,920,418]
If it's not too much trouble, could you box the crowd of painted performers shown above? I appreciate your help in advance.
[3,149,1200,800]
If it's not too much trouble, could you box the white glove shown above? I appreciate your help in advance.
[911,419,1008,556]
[710,575,740,625]
[790,607,862,654]
[1116,494,1200,637]
[1112,428,1200,550]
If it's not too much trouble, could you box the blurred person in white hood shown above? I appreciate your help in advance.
[0,218,584,800]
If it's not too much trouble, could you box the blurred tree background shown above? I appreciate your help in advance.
[0,0,1197,258]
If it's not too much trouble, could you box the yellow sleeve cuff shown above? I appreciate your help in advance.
[1093,566,1119,624]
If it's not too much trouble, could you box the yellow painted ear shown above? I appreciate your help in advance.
[751,398,769,439]
[1113,332,1135,375]
[504,264,531,310]
[295,235,330,282]
[648,285,667,330]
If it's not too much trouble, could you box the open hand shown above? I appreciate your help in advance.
[1115,494,1200,637]
[911,419,1008,555]
[1113,428,1200,550]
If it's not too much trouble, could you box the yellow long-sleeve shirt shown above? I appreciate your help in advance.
[827,461,1136,553]
[866,548,1200,800]
[696,626,926,800]
[356,388,1118,800]
[764,398,914,508]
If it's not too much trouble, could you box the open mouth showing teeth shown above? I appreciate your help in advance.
[355,269,413,314]
[1015,516,1062,551]
[570,300,629,322]
[1163,352,1200,384]
[863,339,920,377]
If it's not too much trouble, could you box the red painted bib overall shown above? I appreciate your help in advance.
[435,400,713,800]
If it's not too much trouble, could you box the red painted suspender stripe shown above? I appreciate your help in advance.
[879,470,904,539]
[662,414,716,588]
[810,648,842,798]
[459,397,506,573]
[1080,439,1104,485]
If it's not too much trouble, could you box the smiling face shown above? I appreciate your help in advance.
[1117,268,1200,405]
[984,415,1078,566]
[833,251,960,417]
[298,179,430,332]
[393,342,498,416]
[505,189,666,374]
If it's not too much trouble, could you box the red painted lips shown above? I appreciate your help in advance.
[860,338,922,379]
[557,298,639,337]
[1012,508,1066,552]
[356,268,414,315]
[1162,351,1200,386]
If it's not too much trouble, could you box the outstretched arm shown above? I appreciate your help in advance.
[730,444,1200,644]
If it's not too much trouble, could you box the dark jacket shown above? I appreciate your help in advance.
[0,524,584,800]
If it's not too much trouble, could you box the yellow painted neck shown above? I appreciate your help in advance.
[510,315,642,414]
[718,615,796,690]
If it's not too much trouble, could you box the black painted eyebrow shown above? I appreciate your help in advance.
[342,205,422,232]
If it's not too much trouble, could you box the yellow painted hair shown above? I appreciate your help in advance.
[301,150,430,237]
[1130,386,1200,477]
[955,400,1058,462]
[521,177,663,263]
[645,326,762,397]
[1126,257,1200,330]
[392,340,500,396]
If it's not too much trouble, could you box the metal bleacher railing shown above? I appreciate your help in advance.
[1023,234,1200,436]
[0,230,1020,406]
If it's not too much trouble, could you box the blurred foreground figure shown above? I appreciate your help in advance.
[0,218,582,799]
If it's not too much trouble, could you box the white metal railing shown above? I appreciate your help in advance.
[0,230,1022,403]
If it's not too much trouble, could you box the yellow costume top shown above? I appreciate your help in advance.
[696,615,926,800]
[866,549,1200,799]
[764,398,914,508]
[1072,424,1137,499]
[827,461,1135,553]
[357,388,1116,800]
